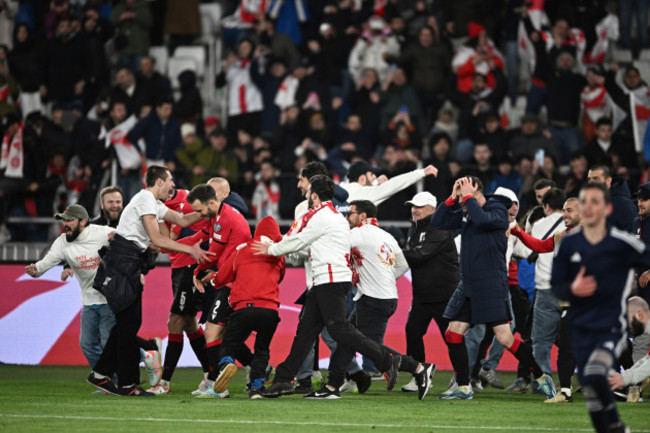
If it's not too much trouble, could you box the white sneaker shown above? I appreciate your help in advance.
[401,377,418,392]
[144,350,162,387]
[147,383,170,395]
[191,378,213,395]
[339,379,358,393]
[441,376,458,396]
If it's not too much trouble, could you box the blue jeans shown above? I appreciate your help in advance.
[80,304,116,368]
[531,289,561,376]
[547,125,582,164]
[620,0,649,56]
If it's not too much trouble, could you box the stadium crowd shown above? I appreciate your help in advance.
[6,0,650,431]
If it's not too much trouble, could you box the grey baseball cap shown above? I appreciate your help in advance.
[55,204,89,221]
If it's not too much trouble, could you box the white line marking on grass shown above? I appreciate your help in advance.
[1,414,648,432]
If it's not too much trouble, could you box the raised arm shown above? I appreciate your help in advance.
[143,214,212,264]
[511,225,555,253]
[26,237,65,277]
[163,208,203,228]
[464,198,509,231]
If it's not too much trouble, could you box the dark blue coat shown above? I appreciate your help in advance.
[634,215,650,304]
[608,177,637,233]
[127,110,182,163]
[431,195,511,323]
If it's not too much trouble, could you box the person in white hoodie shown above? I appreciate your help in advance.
[25,205,115,369]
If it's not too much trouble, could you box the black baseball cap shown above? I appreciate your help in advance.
[347,161,378,182]
[636,182,650,200]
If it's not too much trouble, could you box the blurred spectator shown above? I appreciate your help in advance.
[78,10,110,112]
[110,0,152,72]
[446,67,506,162]
[487,156,521,195]
[258,57,287,134]
[138,55,171,102]
[581,64,610,142]
[252,158,281,220]
[164,0,200,54]
[429,105,459,144]
[348,67,382,147]
[442,1,490,41]
[509,113,560,164]
[475,112,509,162]
[43,17,86,107]
[451,22,504,94]
[174,122,204,188]
[424,132,455,203]
[272,104,305,171]
[127,95,180,171]
[584,117,636,170]
[45,0,72,39]
[382,0,434,37]
[0,0,18,48]
[0,112,23,237]
[564,152,588,197]
[620,0,648,58]
[9,24,44,116]
[377,144,418,221]
[42,104,71,160]
[380,66,425,135]
[386,24,450,119]
[0,57,18,118]
[251,15,300,71]
[537,153,566,190]
[461,142,495,187]
[204,116,220,137]
[503,0,523,105]
[348,15,400,84]
[383,118,421,151]
[109,66,153,119]
[199,127,239,186]
[303,111,331,150]
[216,38,264,141]
[334,113,372,159]
[546,52,586,163]
[173,70,203,128]
[267,0,310,46]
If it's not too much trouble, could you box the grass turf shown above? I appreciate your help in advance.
[0,365,647,433]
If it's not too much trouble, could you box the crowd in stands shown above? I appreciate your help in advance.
[0,0,649,243]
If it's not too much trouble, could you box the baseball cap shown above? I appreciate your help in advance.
[181,123,196,138]
[368,16,385,30]
[347,161,378,182]
[494,187,518,203]
[405,191,437,208]
[55,204,89,221]
[205,116,220,127]
[635,182,650,200]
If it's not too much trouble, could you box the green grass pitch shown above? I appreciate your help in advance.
[0,365,647,433]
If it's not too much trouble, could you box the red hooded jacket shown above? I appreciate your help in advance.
[210,216,285,311]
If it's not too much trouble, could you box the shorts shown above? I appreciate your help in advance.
[444,281,510,327]
[572,329,626,376]
[206,286,233,326]
[170,265,216,316]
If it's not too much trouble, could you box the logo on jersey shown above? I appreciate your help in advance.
[213,223,222,233]
[377,243,396,267]
[570,252,582,263]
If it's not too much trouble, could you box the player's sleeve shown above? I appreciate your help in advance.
[465,198,508,231]
[268,235,309,256]
[295,214,326,246]
[512,226,555,253]
[551,239,573,301]
[210,249,237,287]
[34,236,66,276]
[430,200,463,230]
[394,246,409,279]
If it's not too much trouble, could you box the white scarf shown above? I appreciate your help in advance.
[0,126,24,178]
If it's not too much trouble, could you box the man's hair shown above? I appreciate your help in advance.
[534,178,556,191]
[208,177,230,195]
[527,206,546,226]
[144,165,170,187]
[596,117,612,128]
[300,161,328,180]
[541,187,566,211]
[581,182,611,204]
[156,94,174,107]
[100,185,123,201]
[590,164,612,179]
[309,175,335,202]
[466,176,484,193]
[564,197,579,205]
[350,200,377,218]
[117,65,134,76]
[187,183,217,204]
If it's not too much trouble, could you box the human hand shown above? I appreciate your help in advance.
[191,242,215,264]
[61,268,74,281]
[639,270,650,288]
[200,271,214,285]
[424,165,438,177]
[193,275,205,293]
[252,240,271,255]
[458,177,477,197]
[376,175,388,184]
[25,264,38,277]
[608,372,625,390]
[571,266,597,297]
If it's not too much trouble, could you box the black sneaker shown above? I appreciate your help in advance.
[304,386,341,399]
[350,370,371,394]
[415,363,436,401]
[293,378,314,394]
[86,372,119,396]
[249,386,264,400]
[119,384,155,396]
[384,353,402,391]
[609,422,630,433]
[261,381,295,398]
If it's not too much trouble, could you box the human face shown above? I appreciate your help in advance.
[629,314,646,337]
[346,115,361,132]
[100,192,123,222]
[625,69,641,89]
[191,199,217,220]
[562,199,580,228]
[393,68,407,86]
[158,172,175,199]
[521,121,538,135]
[140,57,154,77]
[473,145,491,165]
[63,218,84,242]
[116,69,133,89]
[260,163,275,181]
[156,103,173,122]
[508,202,519,222]
[411,205,435,222]
[297,175,310,196]
[361,171,377,186]
[238,41,253,59]
[596,124,612,142]
[535,186,551,205]
[579,188,610,228]
[638,197,650,216]
[471,75,486,93]
[419,28,433,47]
[587,169,611,188]
[110,103,127,124]
[347,205,361,228]
[17,25,28,43]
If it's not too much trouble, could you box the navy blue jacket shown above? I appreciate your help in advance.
[431,195,511,323]
[608,177,637,233]
[224,191,249,216]
[634,215,650,303]
[333,184,350,215]
[127,110,182,163]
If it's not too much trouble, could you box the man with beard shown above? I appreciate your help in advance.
[92,186,124,227]
[25,205,116,369]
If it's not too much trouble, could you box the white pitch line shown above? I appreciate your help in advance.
[1,414,647,432]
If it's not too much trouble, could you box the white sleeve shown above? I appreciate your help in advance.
[393,247,409,279]
[34,237,66,277]
[133,193,158,218]
[622,355,650,385]
[362,169,426,205]
[268,235,310,257]
[511,237,532,259]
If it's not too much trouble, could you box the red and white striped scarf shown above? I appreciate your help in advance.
[358,217,378,228]
[0,126,23,178]
[287,201,337,235]
[581,84,611,122]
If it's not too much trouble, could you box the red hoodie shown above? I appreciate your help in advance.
[210,216,285,311]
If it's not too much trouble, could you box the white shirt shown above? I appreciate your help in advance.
[527,212,565,290]
[623,322,650,385]
[341,168,426,205]
[350,223,408,300]
[34,225,115,305]
[269,203,352,287]
[115,189,169,251]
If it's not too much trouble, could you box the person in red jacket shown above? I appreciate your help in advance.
[204,216,285,399]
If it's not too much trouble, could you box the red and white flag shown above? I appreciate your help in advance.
[581,84,612,123]
[0,125,23,179]
[100,115,144,170]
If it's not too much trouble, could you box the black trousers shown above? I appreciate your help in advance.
[557,309,575,389]
[94,293,142,386]
[517,290,536,380]
[274,283,416,383]
[405,299,450,363]
[329,295,398,388]
[221,307,280,381]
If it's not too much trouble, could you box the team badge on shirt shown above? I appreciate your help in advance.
[570,252,582,263]
[214,223,222,233]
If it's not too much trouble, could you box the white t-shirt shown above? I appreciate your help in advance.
[115,189,169,251]
[530,212,565,290]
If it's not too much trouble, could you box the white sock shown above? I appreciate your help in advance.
[415,364,424,374]
[204,372,209,379]
[93,371,108,379]
[160,379,170,387]
[561,387,572,397]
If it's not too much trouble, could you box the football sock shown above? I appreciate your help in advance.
[187,328,210,373]
[206,339,222,381]
[507,336,544,378]
[445,330,469,386]
[161,333,183,382]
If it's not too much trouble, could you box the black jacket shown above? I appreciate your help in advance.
[403,216,459,303]
[634,215,650,303]
[609,177,637,233]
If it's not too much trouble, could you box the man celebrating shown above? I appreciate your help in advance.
[432,176,556,400]
[552,183,650,433]
[91,186,124,228]
[88,165,212,397]
[25,205,115,369]
[254,175,433,400]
